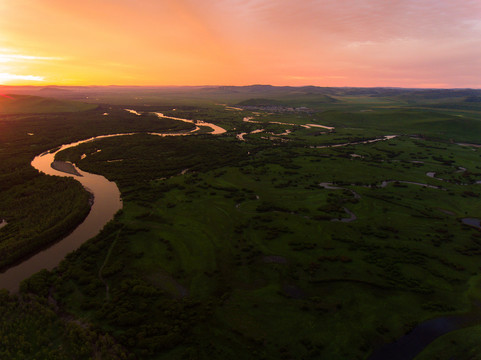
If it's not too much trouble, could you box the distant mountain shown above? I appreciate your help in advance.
[37,86,74,94]
[395,88,481,101]
[0,94,97,114]
[465,96,481,103]
[237,95,338,107]
[199,85,481,101]
[236,98,285,106]
[1,85,480,108]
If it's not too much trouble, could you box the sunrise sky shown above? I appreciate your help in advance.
[1,0,480,88]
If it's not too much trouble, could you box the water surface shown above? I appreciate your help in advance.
[462,218,481,230]
[0,142,122,292]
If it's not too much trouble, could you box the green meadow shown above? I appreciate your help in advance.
[1,87,481,359]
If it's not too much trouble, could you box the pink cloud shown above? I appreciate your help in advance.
[2,0,480,87]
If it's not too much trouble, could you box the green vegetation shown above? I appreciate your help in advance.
[0,94,96,114]
[0,103,193,268]
[0,288,127,359]
[1,87,481,359]
[0,176,90,269]
[52,133,481,359]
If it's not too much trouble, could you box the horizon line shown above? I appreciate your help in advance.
[1,84,480,90]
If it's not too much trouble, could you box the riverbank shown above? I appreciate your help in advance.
[51,161,82,176]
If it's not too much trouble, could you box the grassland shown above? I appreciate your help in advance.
[53,133,481,359]
[1,87,481,359]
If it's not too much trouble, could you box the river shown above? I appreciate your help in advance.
[0,110,400,292]
[369,311,481,359]
[0,137,123,293]
[1,110,477,357]
[0,112,225,292]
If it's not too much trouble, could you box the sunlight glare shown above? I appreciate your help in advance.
[0,73,44,84]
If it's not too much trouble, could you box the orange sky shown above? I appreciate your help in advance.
[1,0,480,87]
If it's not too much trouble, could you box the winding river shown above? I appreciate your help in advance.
[0,138,123,293]
[1,108,479,357]
[0,109,399,292]
[0,112,224,292]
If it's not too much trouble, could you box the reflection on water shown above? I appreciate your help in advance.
[154,112,226,134]
[0,142,122,293]
[312,135,397,149]
[462,218,481,229]
[242,116,335,131]
[380,180,442,190]
[250,129,264,134]
[236,132,247,141]
[124,109,141,116]
[369,310,481,360]
[302,123,334,130]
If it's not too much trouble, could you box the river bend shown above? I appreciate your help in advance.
[0,113,225,292]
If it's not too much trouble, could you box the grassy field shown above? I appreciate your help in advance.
[1,88,481,359]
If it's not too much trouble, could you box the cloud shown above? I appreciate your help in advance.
[0,49,59,84]
[0,73,44,84]
[224,0,481,40]
[1,0,480,87]
[0,54,61,63]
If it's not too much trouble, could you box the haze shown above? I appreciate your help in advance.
[1,0,480,88]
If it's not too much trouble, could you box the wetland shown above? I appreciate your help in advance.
[1,86,481,359]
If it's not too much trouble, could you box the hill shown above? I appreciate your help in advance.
[0,94,96,114]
